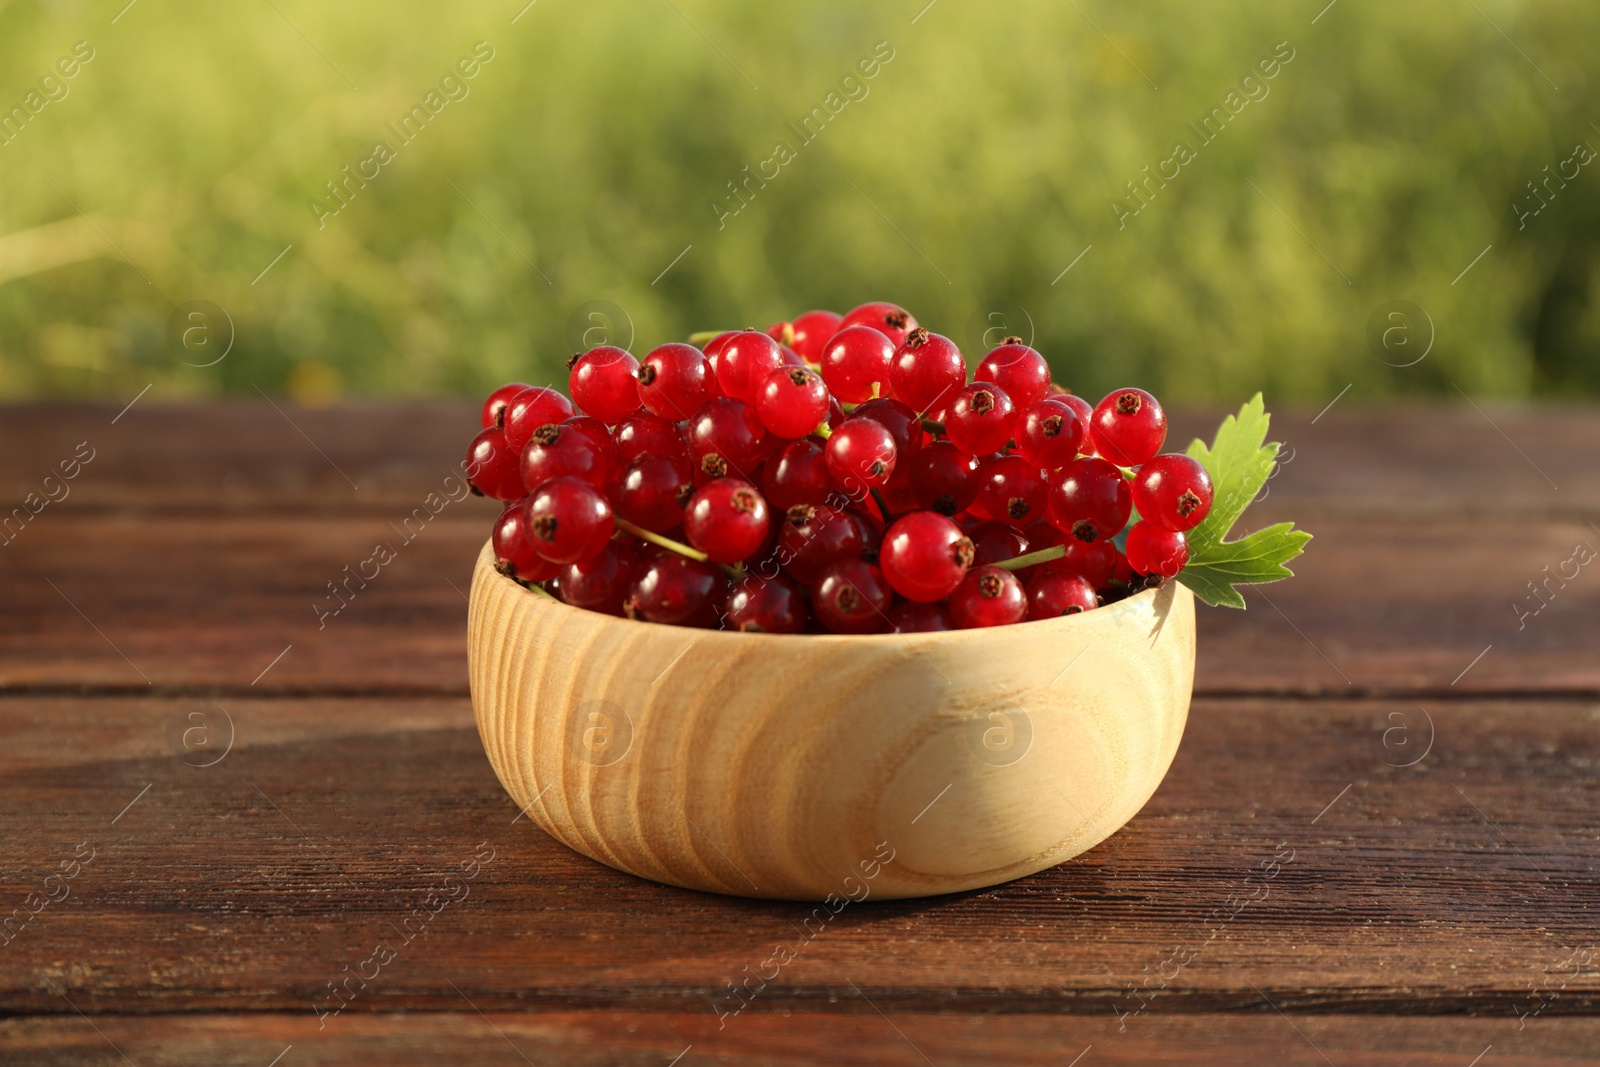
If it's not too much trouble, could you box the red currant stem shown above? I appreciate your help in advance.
[813,421,833,440]
[614,517,709,563]
[686,329,729,345]
[920,418,945,435]
[870,487,894,524]
[527,581,559,600]
[989,544,1067,572]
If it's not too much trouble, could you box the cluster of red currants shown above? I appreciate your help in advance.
[465,301,1214,633]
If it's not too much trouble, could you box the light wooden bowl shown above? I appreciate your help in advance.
[468,541,1194,901]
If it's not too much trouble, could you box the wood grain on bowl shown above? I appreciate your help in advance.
[468,541,1195,900]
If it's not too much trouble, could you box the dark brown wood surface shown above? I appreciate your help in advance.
[2,403,1597,1066]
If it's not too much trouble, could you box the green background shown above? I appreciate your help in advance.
[1,0,1596,405]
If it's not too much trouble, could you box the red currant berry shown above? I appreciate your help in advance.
[1111,548,1135,587]
[714,331,786,405]
[465,426,526,501]
[482,382,532,428]
[778,344,806,368]
[637,343,717,420]
[757,366,831,439]
[763,439,838,511]
[558,540,640,616]
[812,560,893,634]
[976,339,1051,411]
[972,453,1045,526]
[777,504,864,585]
[702,330,739,368]
[613,410,688,467]
[1026,573,1097,620]
[1125,521,1188,578]
[1014,398,1086,470]
[525,476,614,565]
[723,574,808,634]
[1090,388,1167,467]
[889,601,953,633]
[562,414,613,449]
[824,418,897,495]
[519,422,620,493]
[683,478,771,563]
[1047,457,1132,543]
[944,382,1017,457]
[502,386,577,453]
[688,397,771,480]
[625,552,725,627]
[492,500,560,582]
[840,301,917,348]
[617,453,694,532]
[888,328,965,414]
[849,398,924,459]
[964,519,1029,567]
[880,511,975,603]
[1131,453,1214,533]
[819,325,895,404]
[906,440,982,516]
[1058,394,1096,455]
[949,566,1027,629]
[788,309,843,361]
[1040,536,1117,589]
[567,346,640,425]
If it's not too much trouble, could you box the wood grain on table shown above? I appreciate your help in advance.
[1,403,1596,1066]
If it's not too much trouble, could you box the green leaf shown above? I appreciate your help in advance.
[1175,393,1312,609]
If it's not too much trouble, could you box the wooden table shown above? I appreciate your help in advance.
[1,402,1596,1065]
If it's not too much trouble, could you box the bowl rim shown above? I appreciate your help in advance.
[474,539,1181,649]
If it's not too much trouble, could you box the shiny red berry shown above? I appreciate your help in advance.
[683,478,771,563]
[880,511,975,603]
[482,382,533,428]
[492,500,559,582]
[1131,454,1214,533]
[465,426,526,501]
[1026,573,1097,620]
[723,574,808,633]
[1039,536,1117,588]
[1125,521,1188,578]
[715,331,786,405]
[812,560,893,634]
[763,439,838,510]
[944,382,1017,457]
[637,343,717,420]
[848,398,923,459]
[567,346,640,425]
[819,325,895,404]
[889,601,953,633]
[1091,388,1167,467]
[1014,398,1086,470]
[777,504,864,585]
[839,301,917,348]
[949,566,1027,629]
[976,340,1051,411]
[825,418,897,494]
[1059,394,1096,455]
[757,365,831,439]
[502,386,577,453]
[1047,457,1132,543]
[625,552,725,627]
[964,519,1029,567]
[888,328,965,414]
[613,411,688,467]
[617,453,694,532]
[525,476,614,565]
[519,422,619,493]
[788,309,843,361]
[558,540,640,616]
[688,397,771,480]
[906,440,982,516]
[972,453,1045,526]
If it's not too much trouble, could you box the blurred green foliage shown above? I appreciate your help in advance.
[0,0,1597,403]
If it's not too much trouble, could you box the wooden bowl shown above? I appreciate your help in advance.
[468,541,1194,901]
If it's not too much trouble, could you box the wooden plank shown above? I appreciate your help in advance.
[1,1012,1589,1066]
[0,403,1594,518]
[1,695,1594,1016]
[1,512,1594,694]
